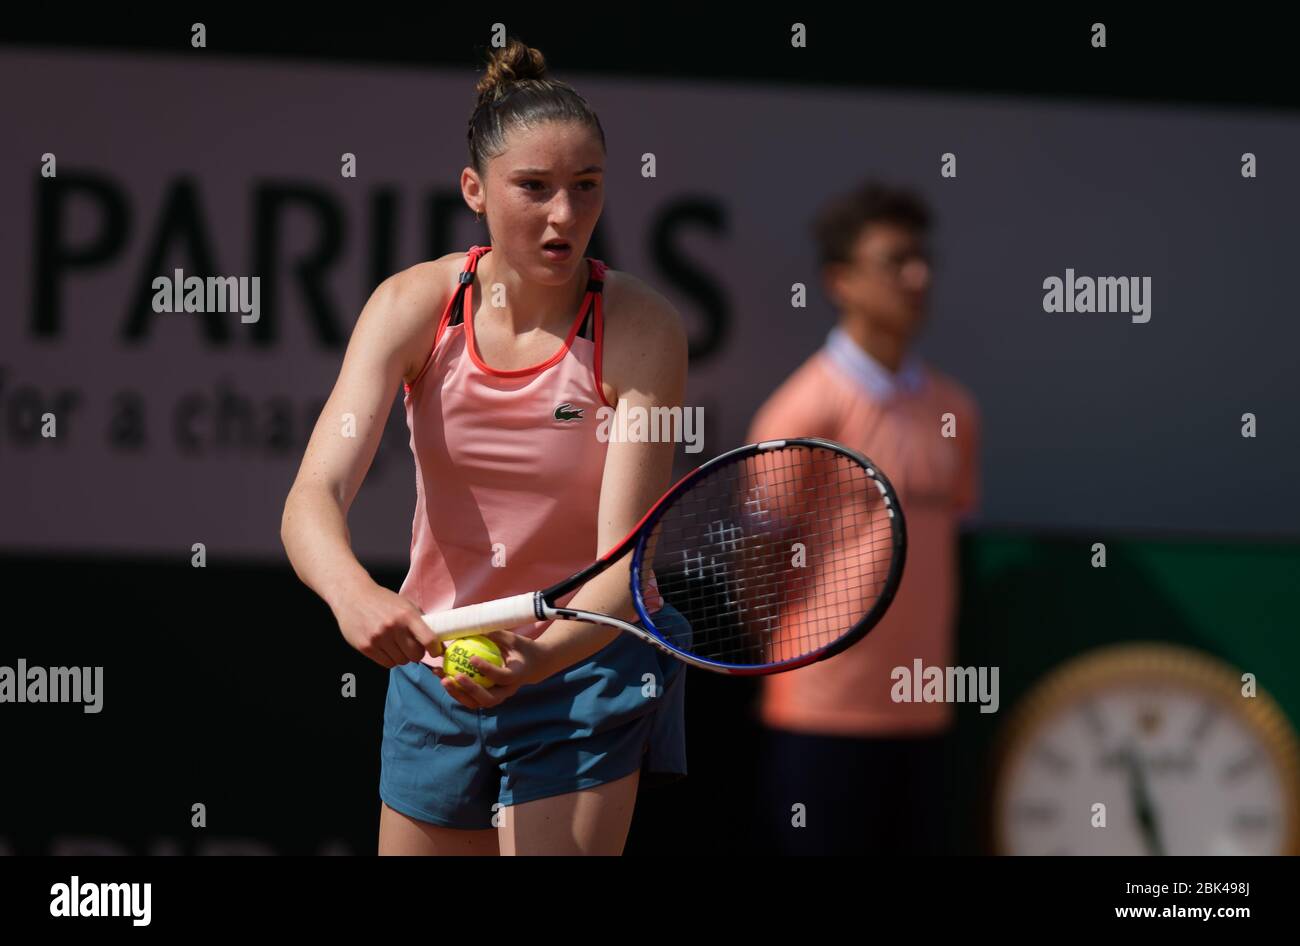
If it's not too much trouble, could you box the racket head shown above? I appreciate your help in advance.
[629,438,906,675]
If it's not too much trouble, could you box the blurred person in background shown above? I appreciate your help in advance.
[747,181,981,855]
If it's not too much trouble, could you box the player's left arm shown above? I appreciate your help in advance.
[530,277,689,674]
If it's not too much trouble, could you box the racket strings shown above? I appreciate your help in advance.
[640,445,900,667]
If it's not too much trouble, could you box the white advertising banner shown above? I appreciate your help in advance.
[3,50,1299,565]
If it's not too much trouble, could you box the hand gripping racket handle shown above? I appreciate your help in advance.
[422,591,540,643]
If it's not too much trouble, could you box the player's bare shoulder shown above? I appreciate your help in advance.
[376,254,463,386]
[601,268,687,402]
[388,253,462,300]
[602,268,686,352]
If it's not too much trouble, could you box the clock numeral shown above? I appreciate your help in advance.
[1221,750,1263,783]
[1081,700,1107,738]
[1189,701,1218,744]
[1230,810,1274,835]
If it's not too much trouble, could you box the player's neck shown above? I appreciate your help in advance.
[837,318,909,374]
[476,251,587,336]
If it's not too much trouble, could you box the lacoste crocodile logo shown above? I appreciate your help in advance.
[554,402,585,422]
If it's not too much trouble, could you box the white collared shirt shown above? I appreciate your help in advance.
[823,326,925,400]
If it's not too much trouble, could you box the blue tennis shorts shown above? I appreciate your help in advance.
[379,603,690,830]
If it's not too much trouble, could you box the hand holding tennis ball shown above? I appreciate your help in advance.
[442,635,504,688]
[435,631,558,711]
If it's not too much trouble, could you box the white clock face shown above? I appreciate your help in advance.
[998,683,1296,855]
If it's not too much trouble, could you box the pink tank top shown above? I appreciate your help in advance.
[399,245,616,671]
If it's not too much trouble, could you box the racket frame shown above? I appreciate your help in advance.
[626,437,906,674]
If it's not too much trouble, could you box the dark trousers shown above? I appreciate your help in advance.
[755,726,952,855]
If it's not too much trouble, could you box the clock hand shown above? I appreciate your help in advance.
[1123,745,1166,856]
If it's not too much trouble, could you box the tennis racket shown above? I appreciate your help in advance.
[421,437,906,675]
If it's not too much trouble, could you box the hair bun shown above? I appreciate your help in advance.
[476,39,547,104]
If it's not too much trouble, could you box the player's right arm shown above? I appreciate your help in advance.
[280,262,449,668]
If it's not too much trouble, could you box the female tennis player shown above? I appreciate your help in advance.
[280,39,689,855]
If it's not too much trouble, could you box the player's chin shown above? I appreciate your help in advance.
[533,251,580,278]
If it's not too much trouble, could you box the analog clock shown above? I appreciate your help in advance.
[992,644,1300,855]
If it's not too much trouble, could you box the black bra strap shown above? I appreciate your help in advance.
[449,269,473,326]
[579,262,603,340]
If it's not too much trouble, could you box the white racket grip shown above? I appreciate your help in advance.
[423,591,540,643]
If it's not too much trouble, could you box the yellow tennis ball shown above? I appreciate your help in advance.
[443,636,503,688]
